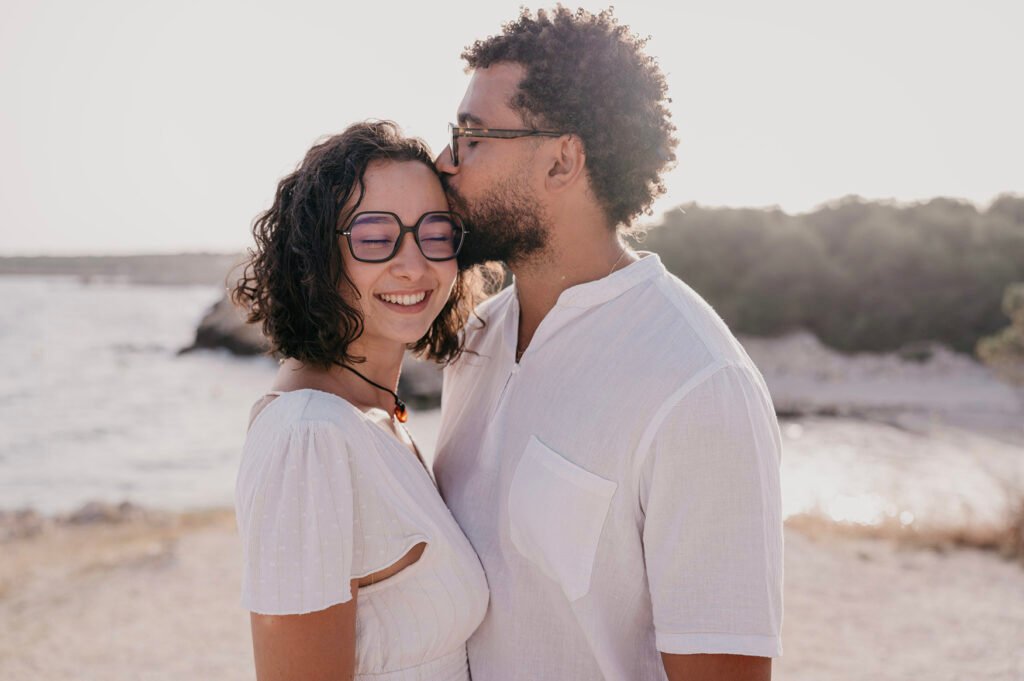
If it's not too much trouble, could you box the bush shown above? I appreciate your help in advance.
[977,283,1024,382]
[631,194,1024,355]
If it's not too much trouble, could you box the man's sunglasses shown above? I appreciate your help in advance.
[337,211,467,263]
[448,123,565,166]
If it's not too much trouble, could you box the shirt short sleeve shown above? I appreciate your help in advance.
[640,362,784,657]
[235,418,355,615]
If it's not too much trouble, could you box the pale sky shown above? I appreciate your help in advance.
[1,0,1021,255]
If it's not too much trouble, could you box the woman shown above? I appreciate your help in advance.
[232,121,491,680]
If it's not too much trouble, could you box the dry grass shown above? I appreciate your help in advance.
[0,504,236,601]
[786,493,1024,565]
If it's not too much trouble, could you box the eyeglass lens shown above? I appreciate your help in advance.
[449,126,460,165]
[348,213,462,261]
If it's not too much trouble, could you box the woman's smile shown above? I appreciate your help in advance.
[374,288,433,313]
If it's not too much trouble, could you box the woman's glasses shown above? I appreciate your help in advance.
[337,211,467,263]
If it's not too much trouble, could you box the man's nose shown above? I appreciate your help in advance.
[435,145,458,176]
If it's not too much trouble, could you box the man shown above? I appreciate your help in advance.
[433,8,783,681]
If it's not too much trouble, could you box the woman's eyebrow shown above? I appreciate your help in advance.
[352,214,393,224]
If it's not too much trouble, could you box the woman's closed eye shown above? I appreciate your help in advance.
[357,236,395,248]
[421,234,453,243]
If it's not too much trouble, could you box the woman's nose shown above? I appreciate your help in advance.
[389,233,429,278]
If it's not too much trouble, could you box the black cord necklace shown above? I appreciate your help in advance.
[336,363,408,423]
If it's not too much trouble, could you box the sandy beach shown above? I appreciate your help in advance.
[1,506,1022,681]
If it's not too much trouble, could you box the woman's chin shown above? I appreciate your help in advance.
[361,298,445,350]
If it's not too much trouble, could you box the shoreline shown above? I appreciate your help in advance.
[5,493,1019,564]
[9,394,1021,558]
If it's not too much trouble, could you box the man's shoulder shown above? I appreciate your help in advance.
[631,268,749,368]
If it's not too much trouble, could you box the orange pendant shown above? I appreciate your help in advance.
[395,400,408,423]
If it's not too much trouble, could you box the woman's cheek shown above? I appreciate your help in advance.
[440,263,458,303]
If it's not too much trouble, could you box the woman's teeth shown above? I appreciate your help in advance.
[378,291,427,306]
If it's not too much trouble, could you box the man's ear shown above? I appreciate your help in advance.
[545,135,587,192]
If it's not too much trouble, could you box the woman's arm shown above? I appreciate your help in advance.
[250,580,360,681]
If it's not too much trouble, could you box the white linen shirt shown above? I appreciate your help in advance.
[434,253,783,681]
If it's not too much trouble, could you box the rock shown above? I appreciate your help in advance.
[180,294,445,405]
[0,508,48,542]
[896,341,938,363]
[63,501,144,525]
[398,355,444,408]
[179,295,269,356]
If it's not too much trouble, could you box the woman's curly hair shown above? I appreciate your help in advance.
[462,6,678,228]
[231,120,490,368]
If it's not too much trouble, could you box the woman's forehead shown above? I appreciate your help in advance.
[355,161,446,213]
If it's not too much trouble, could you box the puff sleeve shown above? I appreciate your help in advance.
[235,418,355,615]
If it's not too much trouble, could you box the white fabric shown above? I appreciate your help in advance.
[435,253,783,681]
[236,389,489,680]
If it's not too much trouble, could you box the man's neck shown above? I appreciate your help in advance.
[510,230,634,355]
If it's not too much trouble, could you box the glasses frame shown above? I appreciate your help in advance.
[448,122,565,166]
[336,210,468,263]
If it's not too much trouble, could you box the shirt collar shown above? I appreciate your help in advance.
[498,252,665,357]
[552,251,664,309]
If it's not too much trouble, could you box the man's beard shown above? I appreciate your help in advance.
[444,175,549,269]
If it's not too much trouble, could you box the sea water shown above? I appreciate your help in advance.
[2,275,1020,535]
[0,275,440,514]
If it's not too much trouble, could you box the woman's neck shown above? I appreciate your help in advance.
[273,339,406,415]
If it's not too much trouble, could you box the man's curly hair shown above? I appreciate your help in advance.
[462,6,677,228]
[231,120,489,369]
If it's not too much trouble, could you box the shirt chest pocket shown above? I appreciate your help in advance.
[507,436,618,602]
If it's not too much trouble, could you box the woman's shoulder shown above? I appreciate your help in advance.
[248,389,363,435]
[240,389,375,471]
[236,389,362,616]
[236,390,366,525]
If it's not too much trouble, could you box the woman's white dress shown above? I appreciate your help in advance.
[235,389,489,680]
